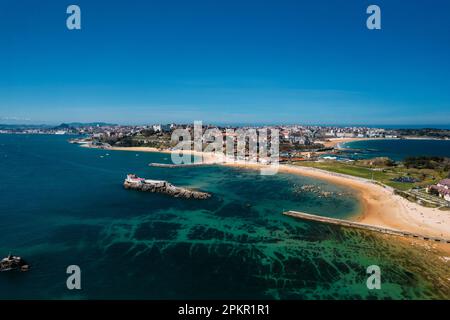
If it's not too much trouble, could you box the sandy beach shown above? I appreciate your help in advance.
[319,136,448,149]
[223,162,450,237]
[317,137,377,148]
[102,145,450,253]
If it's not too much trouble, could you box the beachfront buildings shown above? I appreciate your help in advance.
[426,179,450,202]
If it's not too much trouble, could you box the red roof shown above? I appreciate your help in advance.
[438,179,450,187]
[430,185,450,195]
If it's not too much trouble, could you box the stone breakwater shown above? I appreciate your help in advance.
[283,210,450,244]
[123,180,211,200]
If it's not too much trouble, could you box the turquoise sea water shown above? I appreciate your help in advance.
[342,139,450,161]
[0,135,449,299]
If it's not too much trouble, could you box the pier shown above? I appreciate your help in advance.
[283,210,450,244]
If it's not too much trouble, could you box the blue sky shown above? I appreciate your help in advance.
[0,0,449,125]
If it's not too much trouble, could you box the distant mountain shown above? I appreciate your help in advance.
[53,122,118,129]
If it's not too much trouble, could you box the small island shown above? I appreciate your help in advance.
[123,174,211,200]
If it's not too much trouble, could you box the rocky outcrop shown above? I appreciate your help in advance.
[123,180,211,200]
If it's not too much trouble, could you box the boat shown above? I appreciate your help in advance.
[0,254,30,272]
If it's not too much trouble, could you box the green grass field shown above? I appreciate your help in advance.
[293,161,446,191]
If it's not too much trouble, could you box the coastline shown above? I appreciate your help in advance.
[317,137,378,148]
[327,136,450,149]
[228,163,450,235]
[96,145,450,255]
[107,146,219,163]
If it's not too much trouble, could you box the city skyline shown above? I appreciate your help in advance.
[1,0,450,125]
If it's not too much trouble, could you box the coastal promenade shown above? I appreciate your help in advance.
[149,162,213,168]
[283,210,450,244]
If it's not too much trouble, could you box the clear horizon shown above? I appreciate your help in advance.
[1,0,450,125]
[1,120,450,130]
